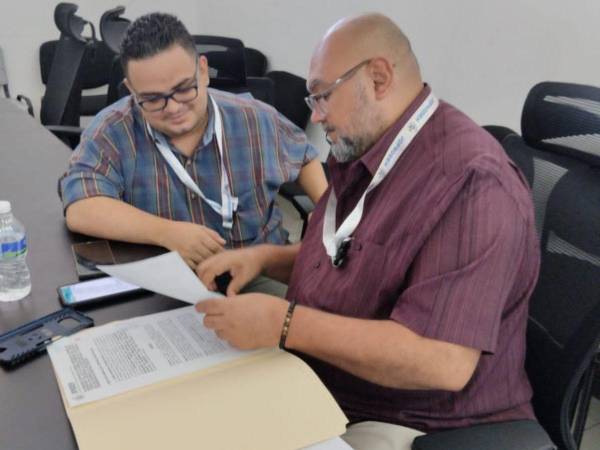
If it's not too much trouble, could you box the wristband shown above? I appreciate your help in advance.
[278,299,297,350]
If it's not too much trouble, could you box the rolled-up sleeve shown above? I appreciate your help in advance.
[275,112,319,182]
[58,132,125,211]
[391,170,531,354]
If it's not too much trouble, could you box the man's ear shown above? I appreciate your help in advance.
[123,78,133,94]
[368,58,394,99]
[199,55,210,87]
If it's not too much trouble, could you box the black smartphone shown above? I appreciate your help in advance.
[58,276,145,308]
[71,240,116,280]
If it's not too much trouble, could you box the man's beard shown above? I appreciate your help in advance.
[327,85,381,163]
[329,134,373,163]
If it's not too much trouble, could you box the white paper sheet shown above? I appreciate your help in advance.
[97,251,221,303]
[48,306,252,407]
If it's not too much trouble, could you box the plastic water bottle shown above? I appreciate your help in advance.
[0,201,31,301]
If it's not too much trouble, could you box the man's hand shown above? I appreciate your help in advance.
[195,294,288,350]
[160,221,226,268]
[196,247,266,296]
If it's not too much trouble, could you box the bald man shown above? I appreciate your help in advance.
[195,13,540,450]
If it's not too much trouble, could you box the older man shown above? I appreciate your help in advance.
[59,13,326,284]
[196,13,540,450]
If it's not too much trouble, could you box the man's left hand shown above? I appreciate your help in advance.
[195,294,289,350]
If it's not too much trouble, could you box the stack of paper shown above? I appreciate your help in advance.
[48,252,349,450]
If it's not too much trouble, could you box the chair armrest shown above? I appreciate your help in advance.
[278,181,315,240]
[15,95,34,117]
[279,184,315,218]
[411,420,556,450]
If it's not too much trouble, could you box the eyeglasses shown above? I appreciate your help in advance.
[304,59,371,115]
[133,59,200,113]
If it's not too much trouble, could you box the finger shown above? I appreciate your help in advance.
[197,255,233,288]
[214,329,227,341]
[226,270,249,296]
[195,299,225,315]
[199,239,223,257]
[203,314,223,330]
[190,243,214,263]
[205,227,226,245]
[184,256,196,269]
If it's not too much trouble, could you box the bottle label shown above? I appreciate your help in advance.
[0,237,27,259]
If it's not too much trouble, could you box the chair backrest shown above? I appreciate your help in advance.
[266,70,311,129]
[244,47,268,77]
[40,2,95,127]
[193,35,274,106]
[40,39,115,117]
[99,6,131,106]
[194,35,246,87]
[498,81,600,450]
[100,6,130,55]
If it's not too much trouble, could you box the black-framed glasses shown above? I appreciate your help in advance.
[133,59,200,113]
[304,59,371,115]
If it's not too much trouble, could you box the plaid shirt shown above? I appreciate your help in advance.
[59,89,318,247]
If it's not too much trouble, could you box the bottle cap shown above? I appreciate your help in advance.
[0,201,11,214]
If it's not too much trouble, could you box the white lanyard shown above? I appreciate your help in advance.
[148,96,239,229]
[322,92,439,267]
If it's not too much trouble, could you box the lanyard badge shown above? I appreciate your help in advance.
[322,93,439,268]
[148,96,239,229]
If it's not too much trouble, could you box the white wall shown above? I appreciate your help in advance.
[1,0,599,153]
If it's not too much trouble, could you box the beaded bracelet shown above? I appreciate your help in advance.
[278,299,297,349]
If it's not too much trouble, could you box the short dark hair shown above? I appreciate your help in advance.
[120,12,196,74]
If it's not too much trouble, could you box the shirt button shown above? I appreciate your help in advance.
[354,243,362,251]
[185,160,191,167]
[191,193,197,199]
[313,261,321,269]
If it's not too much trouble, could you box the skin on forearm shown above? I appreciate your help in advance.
[284,305,481,391]
[65,196,172,247]
[297,159,328,204]
[255,243,301,284]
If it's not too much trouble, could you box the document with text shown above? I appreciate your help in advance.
[48,305,250,407]
[48,306,348,450]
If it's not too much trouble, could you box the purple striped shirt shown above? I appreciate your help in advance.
[287,86,540,431]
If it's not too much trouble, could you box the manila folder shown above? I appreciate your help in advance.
[61,348,347,450]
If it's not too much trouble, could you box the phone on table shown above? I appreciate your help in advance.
[71,240,116,280]
[58,276,145,307]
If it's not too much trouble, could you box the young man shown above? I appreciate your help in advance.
[195,13,540,450]
[59,13,326,277]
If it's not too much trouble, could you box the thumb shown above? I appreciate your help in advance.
[226,269,248,296]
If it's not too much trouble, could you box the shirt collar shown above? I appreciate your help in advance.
[360,83,431,176]
[328,84,431,197]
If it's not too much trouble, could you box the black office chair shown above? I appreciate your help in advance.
[0,46,33,116]
[484,124,518,144]
[39,39,114,118]
[267,70,321,238]
[193,35,274,106]
[266,70,311,130]
[100,6,130,55]
[413,82,600,450]
[40,2,98,148]
[99,6,130,106]
[244,47,268,77]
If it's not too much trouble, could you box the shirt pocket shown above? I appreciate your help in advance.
[308,238,389,319]
[230,188,273,246]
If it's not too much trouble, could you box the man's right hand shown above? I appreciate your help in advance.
[197,247,266,296]
[161,221,226,268]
